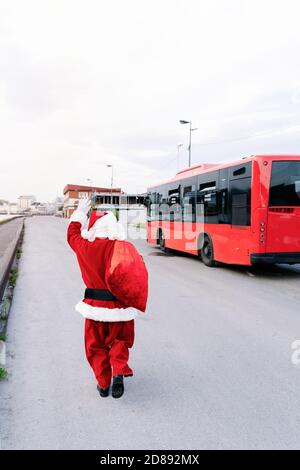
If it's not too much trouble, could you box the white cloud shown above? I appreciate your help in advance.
[0,0,300,200]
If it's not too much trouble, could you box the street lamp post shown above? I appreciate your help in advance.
[106,164,114,206]
[179,120,198,167]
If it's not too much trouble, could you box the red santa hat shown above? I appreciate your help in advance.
[87,211,108,230]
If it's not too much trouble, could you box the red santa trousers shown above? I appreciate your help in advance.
[84,319,135,389]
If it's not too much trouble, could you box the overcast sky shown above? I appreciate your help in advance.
[1,0,300,202]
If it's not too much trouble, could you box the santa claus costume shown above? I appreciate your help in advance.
[67,198,148,398]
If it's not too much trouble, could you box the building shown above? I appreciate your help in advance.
[9,203,19,214]
[0,200,22,215]
[63,184,123,218]
[31,202,50,215]
[18,195,36,211]
[63,184,147,222]
[0,200,10,214]
[54,196,64,210]
[54,196,64,216]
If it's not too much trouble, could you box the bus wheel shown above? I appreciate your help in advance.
[201,235,216,267]
[158,230,166,251]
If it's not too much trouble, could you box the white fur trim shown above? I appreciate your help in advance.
[81,211,126,241]
[75,300,139,322]
[69,209,88,228]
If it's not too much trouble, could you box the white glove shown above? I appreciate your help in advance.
[77,197,91,215]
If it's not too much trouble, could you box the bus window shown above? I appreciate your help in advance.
[168,185,181,221]
[233,167,246,176]
[168,185,181,205]
[219,188,229,224]
[183,186,192,194]
[230,162,251,179]
[182,185,196,222]
[204,191,218,217]
[230,177,251,226]
[146,192,159,221]
[269,161,300,206]
[197,186,218,223]
[159,186,169,221]
[218,168,229,224]
[199,181,216,191]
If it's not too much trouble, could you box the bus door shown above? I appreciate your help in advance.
[228,164,252,264]
[181,179,197,254]
[168,184,182,250]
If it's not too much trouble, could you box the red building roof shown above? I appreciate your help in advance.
[63,184,123,194]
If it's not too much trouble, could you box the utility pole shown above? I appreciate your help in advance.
[106,164,114,206]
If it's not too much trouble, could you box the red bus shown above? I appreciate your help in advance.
[145,155,300,266]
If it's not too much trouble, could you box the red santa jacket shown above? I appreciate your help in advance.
[67,210,145,322]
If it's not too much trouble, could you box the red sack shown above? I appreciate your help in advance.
[106,240,148,312]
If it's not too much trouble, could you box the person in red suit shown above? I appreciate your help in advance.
[67,198,148,398]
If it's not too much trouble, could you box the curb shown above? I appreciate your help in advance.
[0,218,24,367]
[0,218,24,302]
[0,215,23,226]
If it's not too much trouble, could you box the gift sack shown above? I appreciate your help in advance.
[106,240,148,312]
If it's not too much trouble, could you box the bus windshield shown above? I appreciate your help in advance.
[269,161,300,206]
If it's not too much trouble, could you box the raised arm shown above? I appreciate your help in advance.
[67,198,91,253]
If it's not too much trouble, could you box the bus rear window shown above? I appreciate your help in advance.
[269,161,300,206]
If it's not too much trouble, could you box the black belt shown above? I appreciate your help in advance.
[84,288,118,301]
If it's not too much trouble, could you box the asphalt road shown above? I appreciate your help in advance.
[1,216,300,450]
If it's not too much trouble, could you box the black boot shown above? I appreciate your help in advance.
[97,384,110,397]
[112,375,124,399]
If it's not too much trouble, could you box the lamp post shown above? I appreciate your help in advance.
[179,120,198,167]
[106,164,114,206]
